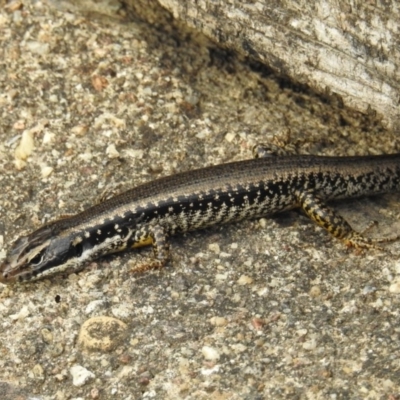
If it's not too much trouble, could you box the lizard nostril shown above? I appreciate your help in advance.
[0,270,9,283]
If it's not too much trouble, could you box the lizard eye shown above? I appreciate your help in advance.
[29,249,46,266]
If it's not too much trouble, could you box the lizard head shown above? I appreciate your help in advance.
[0,224,80,283]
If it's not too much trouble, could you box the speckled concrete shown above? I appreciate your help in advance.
[1,2,400,399]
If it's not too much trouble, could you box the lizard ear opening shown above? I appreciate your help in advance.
[73,242,83,258]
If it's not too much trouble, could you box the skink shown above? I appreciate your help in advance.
[1,146,400,283]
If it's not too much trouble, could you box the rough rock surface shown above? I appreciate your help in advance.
[0,1,400,399]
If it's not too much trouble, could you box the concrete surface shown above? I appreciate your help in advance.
[0,1,400,399]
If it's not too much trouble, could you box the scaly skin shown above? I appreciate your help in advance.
[1,150,400,283]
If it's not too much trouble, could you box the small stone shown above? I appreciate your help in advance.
[389,278,400,293]
[41,328,53,344]
[13,120,25,130]
[362,285,376,295]
[32,363,45,380]
[382,379,394,390]
[215,273,228,281]
[303,338,317,350]
[9,305,30,321]
[210,316,228,327]
[78,316,128,352]
[237,275,253,285]
[85,300,106,314]
[208,243,220,254]
[258,218,268,228]
[251,318,264,330]
[124,149,143,159]
[4,0,23,12]
[91,387,100,399]
[50,342,64,357]
[15,130,34,161]
[231,343,247,353]
[268,278,279,287]
[55,373,66,382]
[225,132,236,142]
[106,144,120,158]
[256,286,269,296]
[42,132,55,144]
[202,346,220,361]
[91,74,108,91]
[394,261,400,274]
[70,365,95,387]
[201,364,220,375]
[309,285,321,297]
[243,258,254,267]
[170,290,180,299]
[41,165,53,178]
[14,158,26,170]
[71,125,88,136]
[107,115,126,128]
[111,304,133,319]
[26,41,50,55]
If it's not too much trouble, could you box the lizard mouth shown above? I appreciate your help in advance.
[0,260,16,283]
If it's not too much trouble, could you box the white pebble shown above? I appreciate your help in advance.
[84,300,106,314]
[201,364,220,375]
[41,165,53,178]
[209,316,228,327]
[26,41,50,55]
[225,132,236,142]
[237,275,253,285]
[42,131,55,144]
[389,278,400,293]
[208,243,220,254]
[70,365,95,387]
[106,144,120,158]
[215,273,228,281]
[231,343,247,353]
[258,218,268,228]
[202,346,220,361]
[70,125,88,136]
[9,305,30,321]
[15,130,34,161]
[124,149,143,159]
[303,339,317,350]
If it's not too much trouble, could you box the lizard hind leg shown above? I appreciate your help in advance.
[296,189,400,250]
[343,232,400,252]
[340,218,400,249]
